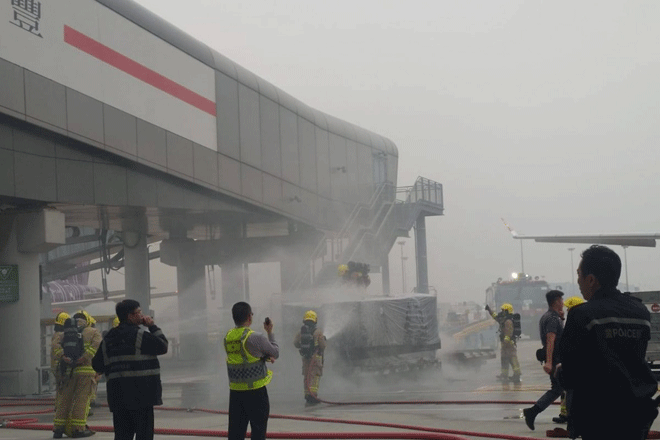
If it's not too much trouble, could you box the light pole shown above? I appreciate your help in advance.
[398,241,406,293]
[622,245,629,291]
[568,247,575,295]
[402,257,408,293]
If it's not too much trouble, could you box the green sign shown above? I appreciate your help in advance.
[0,265,19,303]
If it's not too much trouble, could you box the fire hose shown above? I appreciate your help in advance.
[2,394,658,439]
[0,396,563,440]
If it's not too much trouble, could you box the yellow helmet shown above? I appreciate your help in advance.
[303,310,318,323]
[500,303,514,314]
[54,312,70,326]
[564,296,585,310]
[112,316,120,328]
[338,264,349,276]
[76,310,94,327]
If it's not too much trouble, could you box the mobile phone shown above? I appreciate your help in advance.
[264,317,271,325]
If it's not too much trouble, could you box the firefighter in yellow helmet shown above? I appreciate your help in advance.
[72,311,103,415]
[551,296,586,425]
[293,310,326,406]
[53,311,102,438]
[564,296,585,310]
[51,312,70,432]
[485,303,521,383]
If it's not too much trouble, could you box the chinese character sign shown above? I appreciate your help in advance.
[9,0,42,38]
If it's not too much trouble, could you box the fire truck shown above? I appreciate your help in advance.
[485,273,551,339]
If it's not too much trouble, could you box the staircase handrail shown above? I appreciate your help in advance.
[344,176,443,263]
[289,182,394,292]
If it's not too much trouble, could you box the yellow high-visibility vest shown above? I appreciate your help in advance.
[224,327,272,391]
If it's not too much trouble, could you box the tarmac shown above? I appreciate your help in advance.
[2,340,660,439]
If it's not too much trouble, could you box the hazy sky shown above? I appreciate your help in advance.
[131,0,660,303]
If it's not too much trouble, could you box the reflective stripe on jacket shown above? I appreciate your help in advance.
[224,327,272,391]
[101,327,160,381]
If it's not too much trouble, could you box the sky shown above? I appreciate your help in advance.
[128,0,660,304]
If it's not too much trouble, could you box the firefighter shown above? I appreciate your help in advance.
[552,296,585,425]
[53,311,102,438]
[51,312,69,426]
[293,310,326,406]
[486,303,521,383]
[77,311,102,415]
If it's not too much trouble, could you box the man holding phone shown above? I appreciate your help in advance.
[224,302,279,440]
[92,299,168,440]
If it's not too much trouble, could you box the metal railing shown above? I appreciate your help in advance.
[289,177,442,293]
[289,182,395,292]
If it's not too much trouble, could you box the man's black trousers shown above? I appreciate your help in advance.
[228,387,270,440]
[112,406,155,440]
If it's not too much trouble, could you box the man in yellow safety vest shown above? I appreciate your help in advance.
[224,302,279,440]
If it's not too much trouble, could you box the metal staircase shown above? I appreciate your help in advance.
[290,177,444,292]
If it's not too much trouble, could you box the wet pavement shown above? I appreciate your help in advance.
[2,340,659,439]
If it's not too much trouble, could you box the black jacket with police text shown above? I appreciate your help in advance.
[92,322,168,411]
[557,287,657,427]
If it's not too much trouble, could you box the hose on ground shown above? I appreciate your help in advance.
[0,396,578,440]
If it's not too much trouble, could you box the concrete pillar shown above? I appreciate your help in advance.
[0,210,64,395]
[222,262,247,306]
[122,209,150,311]
[414,216,429,294]
[221,222,249,306]
[381,255,391,295]
[177,260,208,360]
[279,257,298,296]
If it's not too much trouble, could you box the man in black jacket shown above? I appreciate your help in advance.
[557,245,658,440]
[92,300,168,440]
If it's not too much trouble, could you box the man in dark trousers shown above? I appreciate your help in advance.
[523,289,564,430]
[224,302,279,440]
[557,245,658,440]
[92,300,168,440]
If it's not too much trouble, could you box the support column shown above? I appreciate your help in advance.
[177,260,207,360]
[122,209,150,311]
[221,262,248,306]
[280,257,298,295]
[221,223,249,306]
[0,210,64,396]
[381,255,391,295]
[414,216,429,294]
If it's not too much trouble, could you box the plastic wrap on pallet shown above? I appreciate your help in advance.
[283,294,441,370]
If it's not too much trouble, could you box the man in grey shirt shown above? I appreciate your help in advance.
[224,302,279,440]
[523,290,565,430]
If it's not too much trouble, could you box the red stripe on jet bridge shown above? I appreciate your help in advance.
[63,25,216,117]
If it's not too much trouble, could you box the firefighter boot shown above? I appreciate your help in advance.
[523,405,541,431]
[71,429,95,438]
[552,414,568,424]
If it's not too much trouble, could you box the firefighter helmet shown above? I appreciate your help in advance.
[338,264,349,277]
[564,296,585,310]
[500,303,514,314]
[76,310,95,327]
[303,310,318,323]
[112,316,120,328]
[55,312,70,326]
